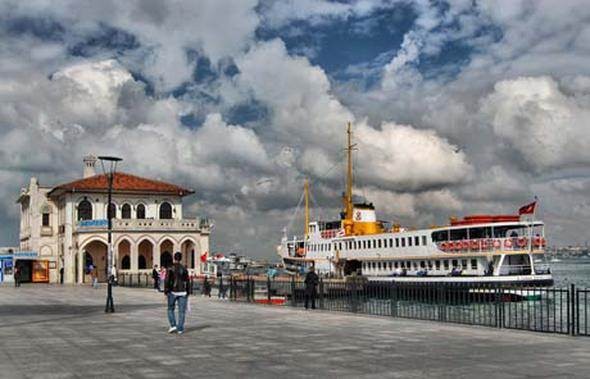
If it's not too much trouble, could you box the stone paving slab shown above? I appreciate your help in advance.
[1,284,590,378]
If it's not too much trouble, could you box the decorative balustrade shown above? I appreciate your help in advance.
[76,218,208,232]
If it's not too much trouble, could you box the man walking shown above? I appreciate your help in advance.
[152,265,160,291]
[304,266,319,310]
[164,252,191,335]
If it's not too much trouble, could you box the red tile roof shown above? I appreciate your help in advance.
[48,172,194,197]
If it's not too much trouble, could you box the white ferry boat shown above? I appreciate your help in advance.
[278,123,553,286]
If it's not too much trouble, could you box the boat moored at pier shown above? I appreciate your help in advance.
[278,123,553,287]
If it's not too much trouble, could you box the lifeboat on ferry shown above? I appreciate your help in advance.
[517,237,527,248]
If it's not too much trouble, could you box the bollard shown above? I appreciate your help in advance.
[319,278,324,310]
[290,276,296,307]
[267,276,272,304]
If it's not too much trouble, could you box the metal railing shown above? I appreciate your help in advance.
[224,277,587,336]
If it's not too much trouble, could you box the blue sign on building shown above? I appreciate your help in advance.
[13,251,38,259]
[78,219,108,228]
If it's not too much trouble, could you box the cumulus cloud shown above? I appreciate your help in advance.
[481,76,590,171]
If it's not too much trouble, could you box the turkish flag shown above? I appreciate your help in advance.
[518,201,537,215]
[200,251,208,263]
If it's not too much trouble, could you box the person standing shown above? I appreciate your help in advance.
[202,276,211,297]
[304,266,319,310]
[59,267,64,284]
[159,266,166,292]
[14,266,20,288]
[91,266,99,289]
[164,252,191,335]
[152,265,160,291]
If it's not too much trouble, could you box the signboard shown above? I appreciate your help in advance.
[14,251,38,259]
[0,254,13,259]
[79,219,108,228]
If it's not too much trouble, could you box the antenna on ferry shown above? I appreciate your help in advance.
[304,178,310,240]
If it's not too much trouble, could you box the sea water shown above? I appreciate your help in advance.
[551,259,590,287]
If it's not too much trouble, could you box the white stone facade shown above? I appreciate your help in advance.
[17,157,210,284]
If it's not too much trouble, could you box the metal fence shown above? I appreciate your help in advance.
[116,273,588,336]
[225,277,587,336]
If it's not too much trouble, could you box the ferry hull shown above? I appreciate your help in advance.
[367,274,553,287]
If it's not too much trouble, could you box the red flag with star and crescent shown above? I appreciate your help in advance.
[200,251,208,263]
[518,201,537,215]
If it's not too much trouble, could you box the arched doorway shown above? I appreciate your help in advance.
[138,240,153,270]
[181,240,196,269]
[160,239,174,268]
[82,240,108,282]
[118,240,131,270]
[121,255,130,270]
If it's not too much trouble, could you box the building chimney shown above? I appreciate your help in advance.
[83,155,97,178]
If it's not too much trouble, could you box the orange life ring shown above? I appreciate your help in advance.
[483,239,491,249]
[504,239,513,248]
[517,237,527,248]
[493,239,501,249]
[440,242,448,251]
[470,240,479,250]
[455,241,463,251]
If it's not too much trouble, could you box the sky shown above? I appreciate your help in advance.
[1,0,590,258]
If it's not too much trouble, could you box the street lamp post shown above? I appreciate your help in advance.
[98,156,122,313]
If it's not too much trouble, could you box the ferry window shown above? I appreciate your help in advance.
[450,228,468,241]
[470,227,492,239]
[435,260,441,270]
[389,238,393,247]
[408,237,412,247]
[431,230,447,242]
[372,262,376,269]
[362,240,366,249]
[395,238,399,247]
[471,259,477,270]
[444,260,449,270]
[420,261,426,268]
[428,261,433,270]
[414,236,420,246]
[406,261,411,268]
[339,242,342,250]
[400,262,405,268]
[378,239,382,248]
[378,262,382,270]
[422,236,427,245]
[394,262,399,269]
[452,259,458,268]
[461,259,467,269]
[388,262,392,270]
[413,262,418,270]
[401,238,406,247]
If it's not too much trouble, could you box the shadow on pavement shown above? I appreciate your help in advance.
[183,324,212,334]
[0,303,163,328]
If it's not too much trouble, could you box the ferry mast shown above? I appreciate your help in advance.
[343,122,355,236]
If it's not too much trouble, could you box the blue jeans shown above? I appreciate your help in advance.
[167,293,187,331]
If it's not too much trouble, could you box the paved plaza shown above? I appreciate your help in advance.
[1,285,590,378]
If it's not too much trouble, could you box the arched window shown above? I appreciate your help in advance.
[78,200,92,221]
[107,203,116,220]
[159,202,172,219]
[121,204,131,219]
[136,204,146,219]
[138,255,147,269]
[121,255,130,270]
[160,251,173,268]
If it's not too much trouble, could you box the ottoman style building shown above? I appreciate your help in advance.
[17,155,210,284]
